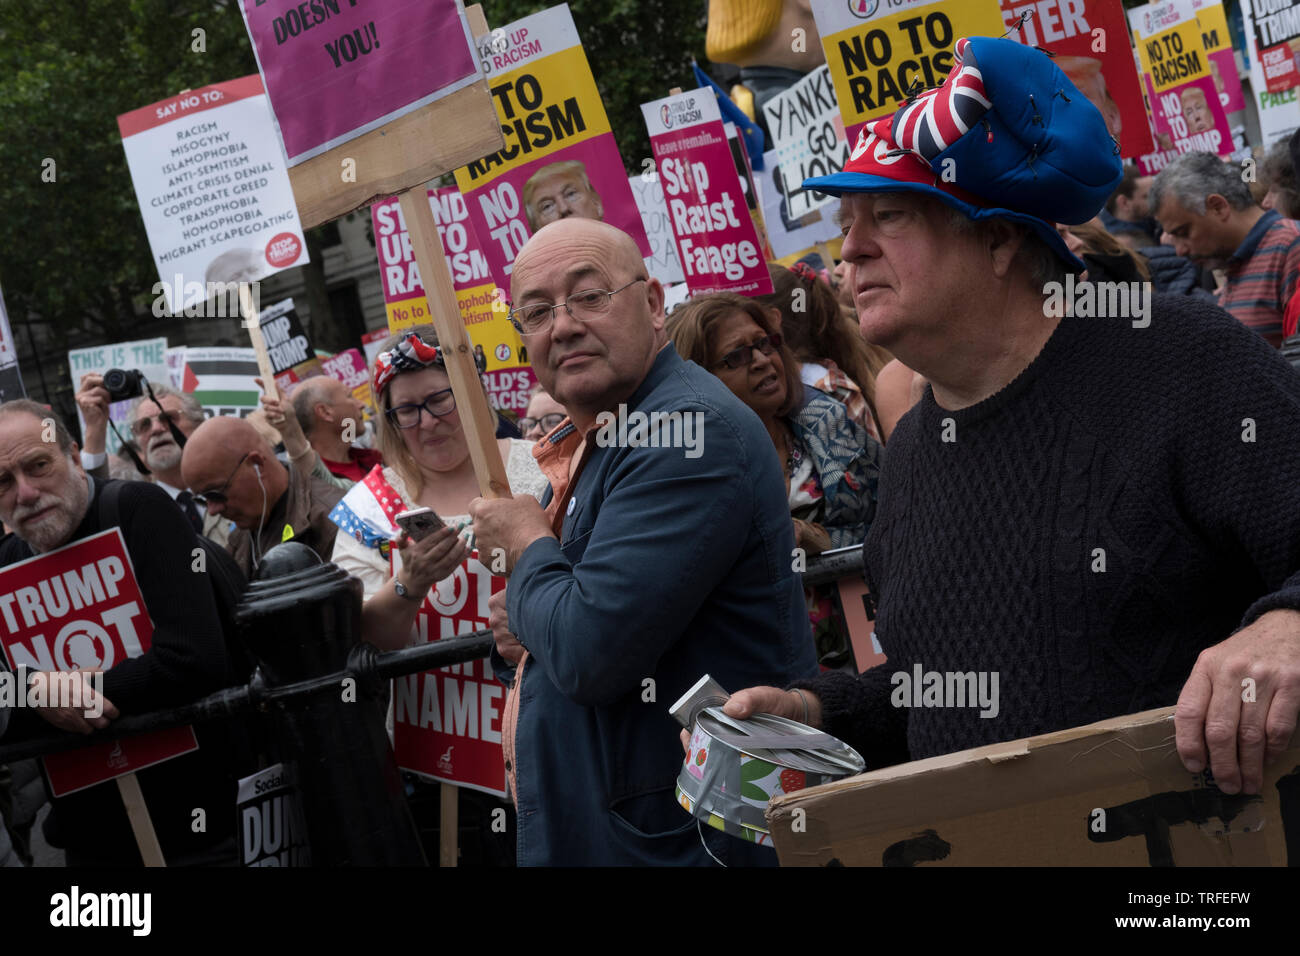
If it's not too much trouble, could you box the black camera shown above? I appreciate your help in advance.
[102,368,146,403]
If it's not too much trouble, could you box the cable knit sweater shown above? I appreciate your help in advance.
[796,294,1300,770]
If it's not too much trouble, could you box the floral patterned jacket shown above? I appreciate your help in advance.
[788,384,883,550]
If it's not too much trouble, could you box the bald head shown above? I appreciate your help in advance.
[508,219,665,429]
[182,415,287,529]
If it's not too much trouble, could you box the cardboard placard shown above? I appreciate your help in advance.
[1130,0,1233,174]
[67,338,170,457]
[319,348,375,414]
[628,173,686,286]
[180,347,262,418]
[761,65,848,220]
[999,0,1155,159]
[0,284,24,403]
[0,530,199,797]
[238,0,481,166]
[768,706,1300,866]
[453,3,651,292]
[259,299,323,395]
[1189,0,1246,112]
[1243,0,1300,94]
[641,89,774,297]
[1241,0,1300,145]
[236,763,311,866]
[391,552,508,798]
[371,188,535,415]
[813,0,1007,147]
[117,75,308,314]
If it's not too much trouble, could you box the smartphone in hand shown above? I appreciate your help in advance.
[394,507,445,542]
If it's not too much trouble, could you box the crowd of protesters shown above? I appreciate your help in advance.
[4,31,1300,867]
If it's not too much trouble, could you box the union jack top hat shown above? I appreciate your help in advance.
[803,37,1123,273]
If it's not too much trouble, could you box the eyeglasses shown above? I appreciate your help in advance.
[386,388,456,429]
[130,411,175,437]
[193,453,249,506]
[713,333,783,371]
[520,413,566,435]
[508,278,647,336]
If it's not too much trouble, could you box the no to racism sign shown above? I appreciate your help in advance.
[642,89,774,297]
[0,530,198,797]
[1130,0,1233,174]
[238,0,481,165]
[453,3,650,292]
[372,188,535,414]
[117,76,308,314]
[813,0,1006,145]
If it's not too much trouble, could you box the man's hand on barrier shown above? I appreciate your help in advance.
[1175,608,1300,795]
[30,671,119,734]
[395,525,470,596]
[468,494,554,575]
[488,588,524,664]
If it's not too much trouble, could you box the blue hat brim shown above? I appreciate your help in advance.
[804,171,1087,274]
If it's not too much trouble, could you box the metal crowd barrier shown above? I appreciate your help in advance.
[0,543,864,864]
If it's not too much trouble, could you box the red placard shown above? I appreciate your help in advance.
[390,551,507,797]
[0,529,198,797]
[1000,0,1155,159]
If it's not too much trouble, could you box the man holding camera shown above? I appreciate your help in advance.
[75,372,229,546]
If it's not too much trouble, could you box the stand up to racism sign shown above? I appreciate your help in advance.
[238,0,482,165]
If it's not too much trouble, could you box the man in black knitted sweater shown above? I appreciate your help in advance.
[0,400,242,865]
[726,37,1300,800]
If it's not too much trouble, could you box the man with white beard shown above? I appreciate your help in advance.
[74,377,229,545]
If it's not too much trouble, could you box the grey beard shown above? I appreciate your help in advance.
[147,442,183,472]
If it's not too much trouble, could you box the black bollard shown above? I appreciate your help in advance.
[236,542,427,866]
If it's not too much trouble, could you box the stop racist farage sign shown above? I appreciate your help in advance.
[0,529,198,797]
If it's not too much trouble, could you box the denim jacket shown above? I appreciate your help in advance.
[499,346,818,865]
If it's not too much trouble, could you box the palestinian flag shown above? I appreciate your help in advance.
[181,348,261,414]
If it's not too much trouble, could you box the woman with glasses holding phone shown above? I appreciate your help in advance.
[328,326,548,863]
[668,292,882,667]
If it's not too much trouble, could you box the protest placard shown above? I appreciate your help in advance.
[1130,0,1233,175]
[1242,0,1300,144]
[756,150,841,262]
[762,65,848,220]
[67,338,169,457]
[391,552,507,798]
[361,328,389,370]
[999,0,1155,159]
[628,174,686,286]
[372,188,535,415]
[0,529,199,797]
[257,298,323,394]
[237,763,311,866]
[319,348,375,414]
[179,348,262,418]
[1242,0,1300,94]
[117,75,308,315]
[1189,0,1246,112]
[814,0,1006,146]
[642,89,774,297]
[453,3,651,293]
[238,0,481,167]
[0,284,24,403]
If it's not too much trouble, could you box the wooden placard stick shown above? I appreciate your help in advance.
[397,190,511,501]
[116,773,166,867]
[240,283,279,403]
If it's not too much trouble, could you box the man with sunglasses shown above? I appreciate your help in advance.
[468,217,817,866]
[74,377,230,546]
[180,415,343,577]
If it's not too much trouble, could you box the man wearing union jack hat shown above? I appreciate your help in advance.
[727,36,1300,802]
